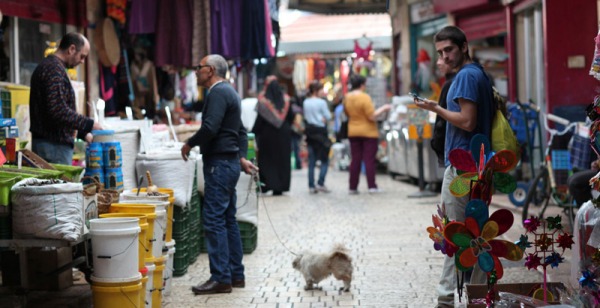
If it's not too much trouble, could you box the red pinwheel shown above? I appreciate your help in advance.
[448,135,518,205]
[443,199,524,279]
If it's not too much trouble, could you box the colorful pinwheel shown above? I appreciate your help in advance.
[443,199,524,279]
[448,134,518,204]
[427,203,458,257]
[520,215,573,302]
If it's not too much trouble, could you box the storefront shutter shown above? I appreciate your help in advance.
[456,10,506,41]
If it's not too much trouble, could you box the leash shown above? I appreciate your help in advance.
[237,171,297,256]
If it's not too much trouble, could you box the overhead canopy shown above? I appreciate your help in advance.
[288,0,388,14]
[279,13,392,55]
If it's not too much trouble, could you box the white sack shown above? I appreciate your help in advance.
[136,150,195,208]
[11,178,84,241]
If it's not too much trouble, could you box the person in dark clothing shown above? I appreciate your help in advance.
[431,57,456,167]
[181,54,257,295]
[290,96,304,170]
[252,75,294,195]
[30,32,103,164]
[568,159,600,206]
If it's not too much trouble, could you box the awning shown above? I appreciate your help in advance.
[279,12,392,55]
[288,0,388,14]
[280,36,391,55]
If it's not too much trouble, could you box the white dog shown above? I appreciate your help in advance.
[292,244,353,292]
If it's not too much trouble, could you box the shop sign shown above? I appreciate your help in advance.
[410,1,442,24]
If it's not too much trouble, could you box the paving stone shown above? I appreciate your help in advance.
[0,168,575,307]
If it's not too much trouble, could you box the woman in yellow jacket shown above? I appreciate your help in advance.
[344,75,391,194]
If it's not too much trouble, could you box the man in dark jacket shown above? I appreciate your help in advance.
[30,32,102,164]
[180,54,257,295]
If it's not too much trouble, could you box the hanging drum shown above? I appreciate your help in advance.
[95,18,121,67]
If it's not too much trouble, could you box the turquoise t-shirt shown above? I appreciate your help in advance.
[444,63,494,167]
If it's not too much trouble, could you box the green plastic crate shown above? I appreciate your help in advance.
[49,163,85,182]
[0,174,21,207]
[1,165,64,179]
[238,222,257,254]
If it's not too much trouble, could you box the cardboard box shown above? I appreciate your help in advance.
[26,247,74,290]
[466,282,564,308]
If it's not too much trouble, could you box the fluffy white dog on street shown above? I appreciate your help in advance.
[292,244,353,292]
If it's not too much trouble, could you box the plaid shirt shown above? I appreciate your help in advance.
[29,55,93,147]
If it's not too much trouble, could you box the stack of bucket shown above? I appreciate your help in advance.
[113,189,173,307]
[84,130,124,192]
[128,187,177,296]
[89,217,143,308]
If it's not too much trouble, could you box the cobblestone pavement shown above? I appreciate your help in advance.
[0,168,575,307]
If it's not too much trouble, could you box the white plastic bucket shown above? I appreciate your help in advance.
[163,240,176,296]
[118,200,168,259]
[144,263,155,308]
[90,218,141,279]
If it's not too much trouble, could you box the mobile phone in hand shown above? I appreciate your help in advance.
[408,92,426,102]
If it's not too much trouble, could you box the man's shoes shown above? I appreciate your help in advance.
[191,280,232,295]
[232,279,245,288]
[309,188,318,194]
[316,185,331,193]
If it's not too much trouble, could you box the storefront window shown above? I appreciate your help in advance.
[0,16,75,86]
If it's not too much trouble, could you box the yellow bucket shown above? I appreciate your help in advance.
[100,213,149,270]
[133,187,175,243]
[109,203,157,264]
[152,256,166,308]
[91,277,142,308]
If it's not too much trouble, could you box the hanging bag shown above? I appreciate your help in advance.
[490,87,521,160]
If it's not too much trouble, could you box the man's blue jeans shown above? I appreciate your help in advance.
[307,144,329,188]
[202,157,244,284]
[32,138,73,165]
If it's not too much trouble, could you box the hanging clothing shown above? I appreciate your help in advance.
[211,0,242,58]
[191,0,211,65]
[130,59,158,119]
[128,0,158,34]
[241,0,269,60]
[154,0,193,67]
[99,64,118,116]
[354,40,373,59]
[263,0,275,57]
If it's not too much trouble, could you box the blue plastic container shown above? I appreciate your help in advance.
[86,142,104,169]
[104,167,124,192]
[102,142,122,168]
[83,168,104,186]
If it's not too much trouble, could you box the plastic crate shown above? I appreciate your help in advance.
[238,222,257,254]
[0,174,21,207]
[0,90,11,118]
[570,135,593,171]
[50,164,85,182]
[0,165,64,179]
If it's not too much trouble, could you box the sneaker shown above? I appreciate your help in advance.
[368,188,383,194]
[349,190,359,195]
[309,188,318,194]
[316,185,331,193]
